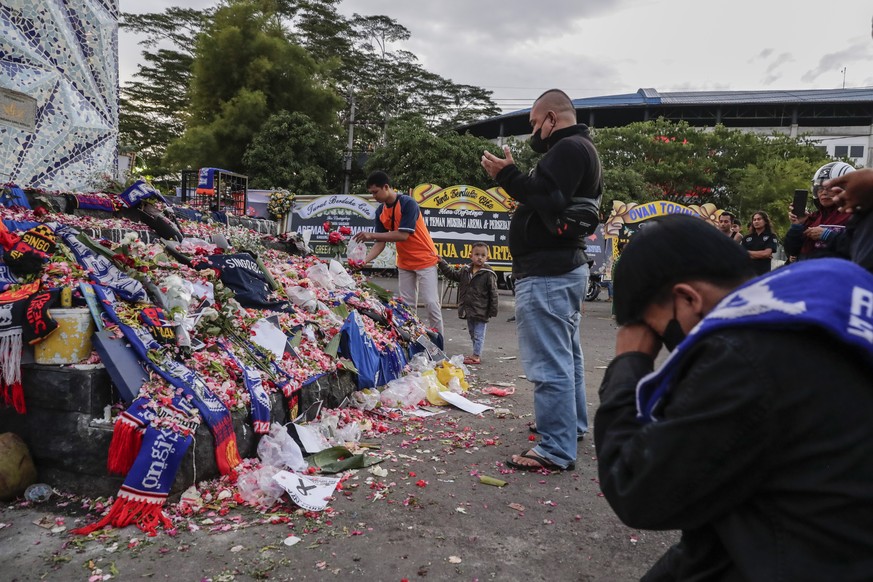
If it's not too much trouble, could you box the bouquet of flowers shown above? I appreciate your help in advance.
[267,190,295,219]
[323,221,352,260]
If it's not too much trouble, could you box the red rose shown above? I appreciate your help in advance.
[322,221,332,233]
[338,226,352,236]
[328,231,344,245]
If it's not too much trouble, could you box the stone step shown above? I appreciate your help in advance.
[0,365,359,497]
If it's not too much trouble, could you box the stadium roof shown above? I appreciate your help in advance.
[458,87,873,139]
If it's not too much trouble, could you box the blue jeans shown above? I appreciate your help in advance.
[515,263,589,468]
[466,318,487,356]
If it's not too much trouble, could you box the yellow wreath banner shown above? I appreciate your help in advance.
[604,199,722,237]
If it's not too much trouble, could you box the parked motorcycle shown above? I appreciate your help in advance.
[586,272,603,302]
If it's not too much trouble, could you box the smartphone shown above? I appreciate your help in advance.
[792,189,808,216]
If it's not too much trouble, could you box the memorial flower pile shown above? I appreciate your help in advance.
[1,184,454,539]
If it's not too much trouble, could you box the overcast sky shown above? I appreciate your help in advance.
[119,0,873,112]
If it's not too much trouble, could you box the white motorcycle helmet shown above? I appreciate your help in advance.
[812,161,855,191]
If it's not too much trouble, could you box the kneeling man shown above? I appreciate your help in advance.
[595,214,873,581]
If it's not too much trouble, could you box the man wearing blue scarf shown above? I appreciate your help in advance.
[594,214,873,581]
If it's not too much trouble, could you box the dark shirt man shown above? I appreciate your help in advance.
[740,212,778,275]
[481,89,601,471]
[596,214,873,580]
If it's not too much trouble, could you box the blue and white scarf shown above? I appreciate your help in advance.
[93,285,241,475]
[74,397,198,537]
[217,339,272,434]
[637,258,873,423]
[56,224,148,303]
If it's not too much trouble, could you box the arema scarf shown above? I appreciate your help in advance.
[637,259,873,423]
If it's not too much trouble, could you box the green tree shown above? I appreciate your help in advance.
[118,7,211,181]
[731,157,823,236]
[593,119,830,228]
[165,0,343,172]
[363,116,500,191]
[243,111,343,194]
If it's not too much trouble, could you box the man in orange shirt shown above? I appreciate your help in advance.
[354,171,443,335]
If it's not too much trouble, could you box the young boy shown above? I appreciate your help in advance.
[437,243,499,365]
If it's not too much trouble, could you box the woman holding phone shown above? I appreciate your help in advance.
[785,162,854,261]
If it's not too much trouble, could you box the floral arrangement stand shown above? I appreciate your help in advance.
[0,363,355,497]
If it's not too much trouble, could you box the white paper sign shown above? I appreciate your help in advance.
[273,470,340,511]
[250,318,287,360]
[293,423,332,453]
[438,392,493,415]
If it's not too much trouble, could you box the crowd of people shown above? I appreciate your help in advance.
[351,82,873,578]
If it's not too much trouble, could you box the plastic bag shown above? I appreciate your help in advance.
[285,284,317,312]
[257,423,307,472]
[350,388,380,411]
[306,263,336,290]
[335,423,361,444]
[236,465,285,508]
[379,375,426,408]
[436,361,469,392]
[408,352,433,373]
[328,259,356,289]
[421,369,449,406]
[347,240,367,264]
[449,354,471,376]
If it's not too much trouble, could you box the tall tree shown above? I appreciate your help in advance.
[243,111,343,193]
[363,116,500,191]
[118,7,211,180]
[165,0,343,172]
[593,119,830,233]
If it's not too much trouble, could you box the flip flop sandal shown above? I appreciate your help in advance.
[463,356,481,365]
[506,452,575,472]
[528,425,586,441]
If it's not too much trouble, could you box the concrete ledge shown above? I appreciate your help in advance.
[0,365,360,497]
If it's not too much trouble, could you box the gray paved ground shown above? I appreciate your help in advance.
[0,280,678,581]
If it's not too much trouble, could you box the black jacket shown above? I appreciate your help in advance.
[595,329,873,581]
[847,211,873,272]
[783,206,852,260]
[496,124,602,277]
[437,259,498,321]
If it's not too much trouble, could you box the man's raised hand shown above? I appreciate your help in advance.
[481,145,514,179]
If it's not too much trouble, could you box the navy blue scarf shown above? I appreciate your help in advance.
[92,285,241,475]
[217,339,272,434]
[637,259,873,423]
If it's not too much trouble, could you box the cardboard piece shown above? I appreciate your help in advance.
[91,330,148,402]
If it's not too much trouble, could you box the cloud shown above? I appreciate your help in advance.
[339,0,628,108]
[341,0,624,40]
[801,41,872,83]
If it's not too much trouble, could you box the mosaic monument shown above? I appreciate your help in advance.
[0,1,119,191]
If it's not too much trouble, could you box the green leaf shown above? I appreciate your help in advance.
[324,332,341,358]
[308,446,383,474]
[363,281,394,303]
[332,303,349,320]
[335,357,358,374]
[289,330,302,348]
[478,475,507,487]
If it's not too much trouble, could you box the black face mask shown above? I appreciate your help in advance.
[528,115,554,154]
[661,318,686,352]
[529,128,549,154]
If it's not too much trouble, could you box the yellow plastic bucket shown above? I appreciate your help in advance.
[34,308,95,365]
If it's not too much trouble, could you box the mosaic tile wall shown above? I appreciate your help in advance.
[0,1,118,191]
